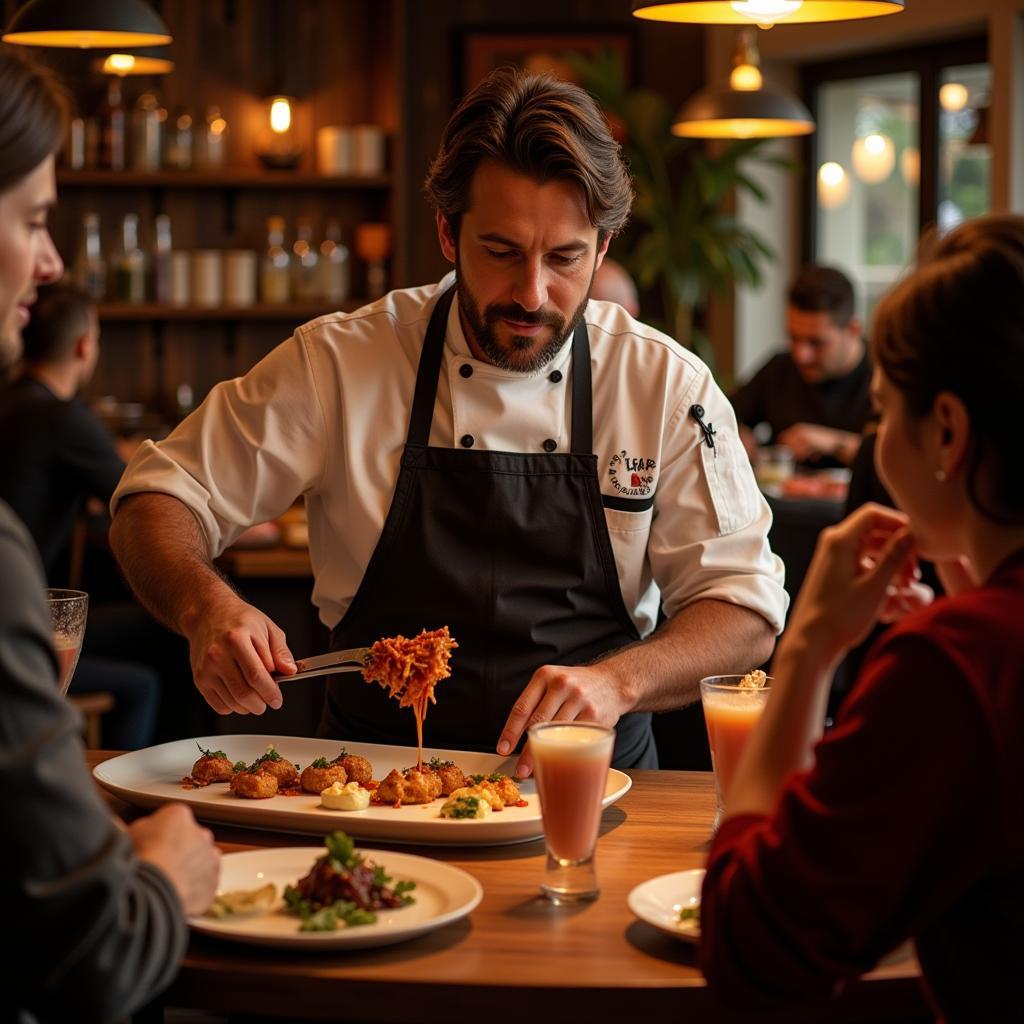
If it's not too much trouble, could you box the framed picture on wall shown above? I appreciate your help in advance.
[461,28,633,92]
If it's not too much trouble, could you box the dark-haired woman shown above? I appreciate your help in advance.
[700,214,1024,1022]
[0,44,220,1023]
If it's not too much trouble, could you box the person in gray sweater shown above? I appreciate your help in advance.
[0,43,220,1023]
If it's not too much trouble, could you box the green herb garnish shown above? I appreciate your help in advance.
[678,904,700,925]
[468,772,506,785]
[232,760,247,773]
[310,757,332,769]
[429,757,455,770]
[447,795,482,819]
[335,747,349,760]
[196,742,227,760]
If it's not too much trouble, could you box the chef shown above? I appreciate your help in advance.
[110,68,787,773]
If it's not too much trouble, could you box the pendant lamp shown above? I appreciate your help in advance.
[672,30,814,139]
[94,46,175,76]
[632,1,904,26]
[3,0,171,48]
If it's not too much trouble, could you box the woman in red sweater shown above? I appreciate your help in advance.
[699,214,1024,1022]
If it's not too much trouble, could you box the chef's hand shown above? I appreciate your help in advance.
[785,503,925,665]
[497,664,631,779]
[182,593,296,714]
[129,803,221,916]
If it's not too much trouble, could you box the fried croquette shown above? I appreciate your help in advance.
[428,758,469,796]
[300,759,348,795]
[336,753,373,785]
[377,767,439,805]
[191,747,234,784]
[468,772,521,805]
[251,750,299,787]
[230,770,279,799]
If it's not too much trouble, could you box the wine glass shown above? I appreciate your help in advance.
[46,589,89,695]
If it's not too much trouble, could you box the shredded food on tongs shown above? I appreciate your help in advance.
[361,627,458,770]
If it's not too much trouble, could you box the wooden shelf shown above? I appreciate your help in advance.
[57,169,390,189]
[97,301,368,322]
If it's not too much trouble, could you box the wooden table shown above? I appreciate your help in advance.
[89,753,926,1023]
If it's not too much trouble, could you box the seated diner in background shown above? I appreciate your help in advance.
[0,43,219,1022]
[700,214,1024,1020]
[731,264,872,468]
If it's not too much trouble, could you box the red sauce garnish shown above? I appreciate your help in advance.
[278,786,303,797]
[514,799,528,807]
[181,776,204,789]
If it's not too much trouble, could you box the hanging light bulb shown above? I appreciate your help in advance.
[672,29,814,139]
[94,46,174,75]
[632,1,905,25]
[817,161,851,209]
[851,132,895,183]
[939,82,969,113]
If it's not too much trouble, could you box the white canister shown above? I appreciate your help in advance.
[191,250,223,308]
[351,125,385,175]
[170,251,191,307]
[223,250,258,306]
[316,125,354,175]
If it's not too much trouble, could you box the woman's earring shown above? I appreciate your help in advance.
[935,468,947,482]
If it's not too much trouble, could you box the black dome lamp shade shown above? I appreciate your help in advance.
[3,0,172,48]
[632,0,904,26]
[672,30,814,139]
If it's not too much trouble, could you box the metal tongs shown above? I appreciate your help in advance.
[273,646,370,683]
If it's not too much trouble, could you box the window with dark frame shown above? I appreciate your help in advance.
[800,37,990,323]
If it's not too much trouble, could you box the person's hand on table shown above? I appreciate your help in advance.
[129,803,220,916]
[497,664,630,778]
[785,503,930,665]
[775,422,850,464]
[182,593,296,715]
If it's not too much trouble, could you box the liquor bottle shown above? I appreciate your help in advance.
[73,213,106,300]
[132,92,164,171]
[166,108,194,170]
[197,106,228,169]
[260,216,290,304]
[114,213,146,304]
[291,218,319,302]
[153,214,173,304]
[318,219,350,304]
[99,77,126,172]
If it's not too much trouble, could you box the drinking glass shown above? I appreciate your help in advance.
[46,589,89,695]
[528,721,614,904]
[700,674,772,831]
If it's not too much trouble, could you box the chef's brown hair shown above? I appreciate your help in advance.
[425,66,632,245]
[872,214,1024,524]
[0,44,68,192]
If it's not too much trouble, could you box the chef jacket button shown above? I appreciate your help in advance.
[549,369,563,383]
[460,434,475,448]
[542,438,557,453]
[459,363,473,378]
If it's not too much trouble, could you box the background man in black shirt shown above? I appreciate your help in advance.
[731,265,873,467]
[0,282,125,579]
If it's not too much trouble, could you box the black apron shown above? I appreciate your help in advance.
[320,284,656,769]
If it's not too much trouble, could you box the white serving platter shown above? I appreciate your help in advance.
[94,734,632,846]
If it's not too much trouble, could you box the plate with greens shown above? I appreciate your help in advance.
[191,832,483,949]
[627,868,705,945]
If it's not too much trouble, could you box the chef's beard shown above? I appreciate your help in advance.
[455,255,594,373]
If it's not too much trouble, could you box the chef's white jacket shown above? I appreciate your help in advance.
[112,277,788,637]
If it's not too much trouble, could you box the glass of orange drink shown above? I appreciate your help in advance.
[528,721,614,904]
[700,673,772,831]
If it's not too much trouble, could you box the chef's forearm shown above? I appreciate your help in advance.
[110,492,237,637]
[599,599,776,712]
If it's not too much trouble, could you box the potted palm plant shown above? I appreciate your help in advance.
[572,49,791,373]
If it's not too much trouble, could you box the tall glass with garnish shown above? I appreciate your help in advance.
[700,671,772,831]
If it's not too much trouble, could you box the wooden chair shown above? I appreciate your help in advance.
[69,691,115,749]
